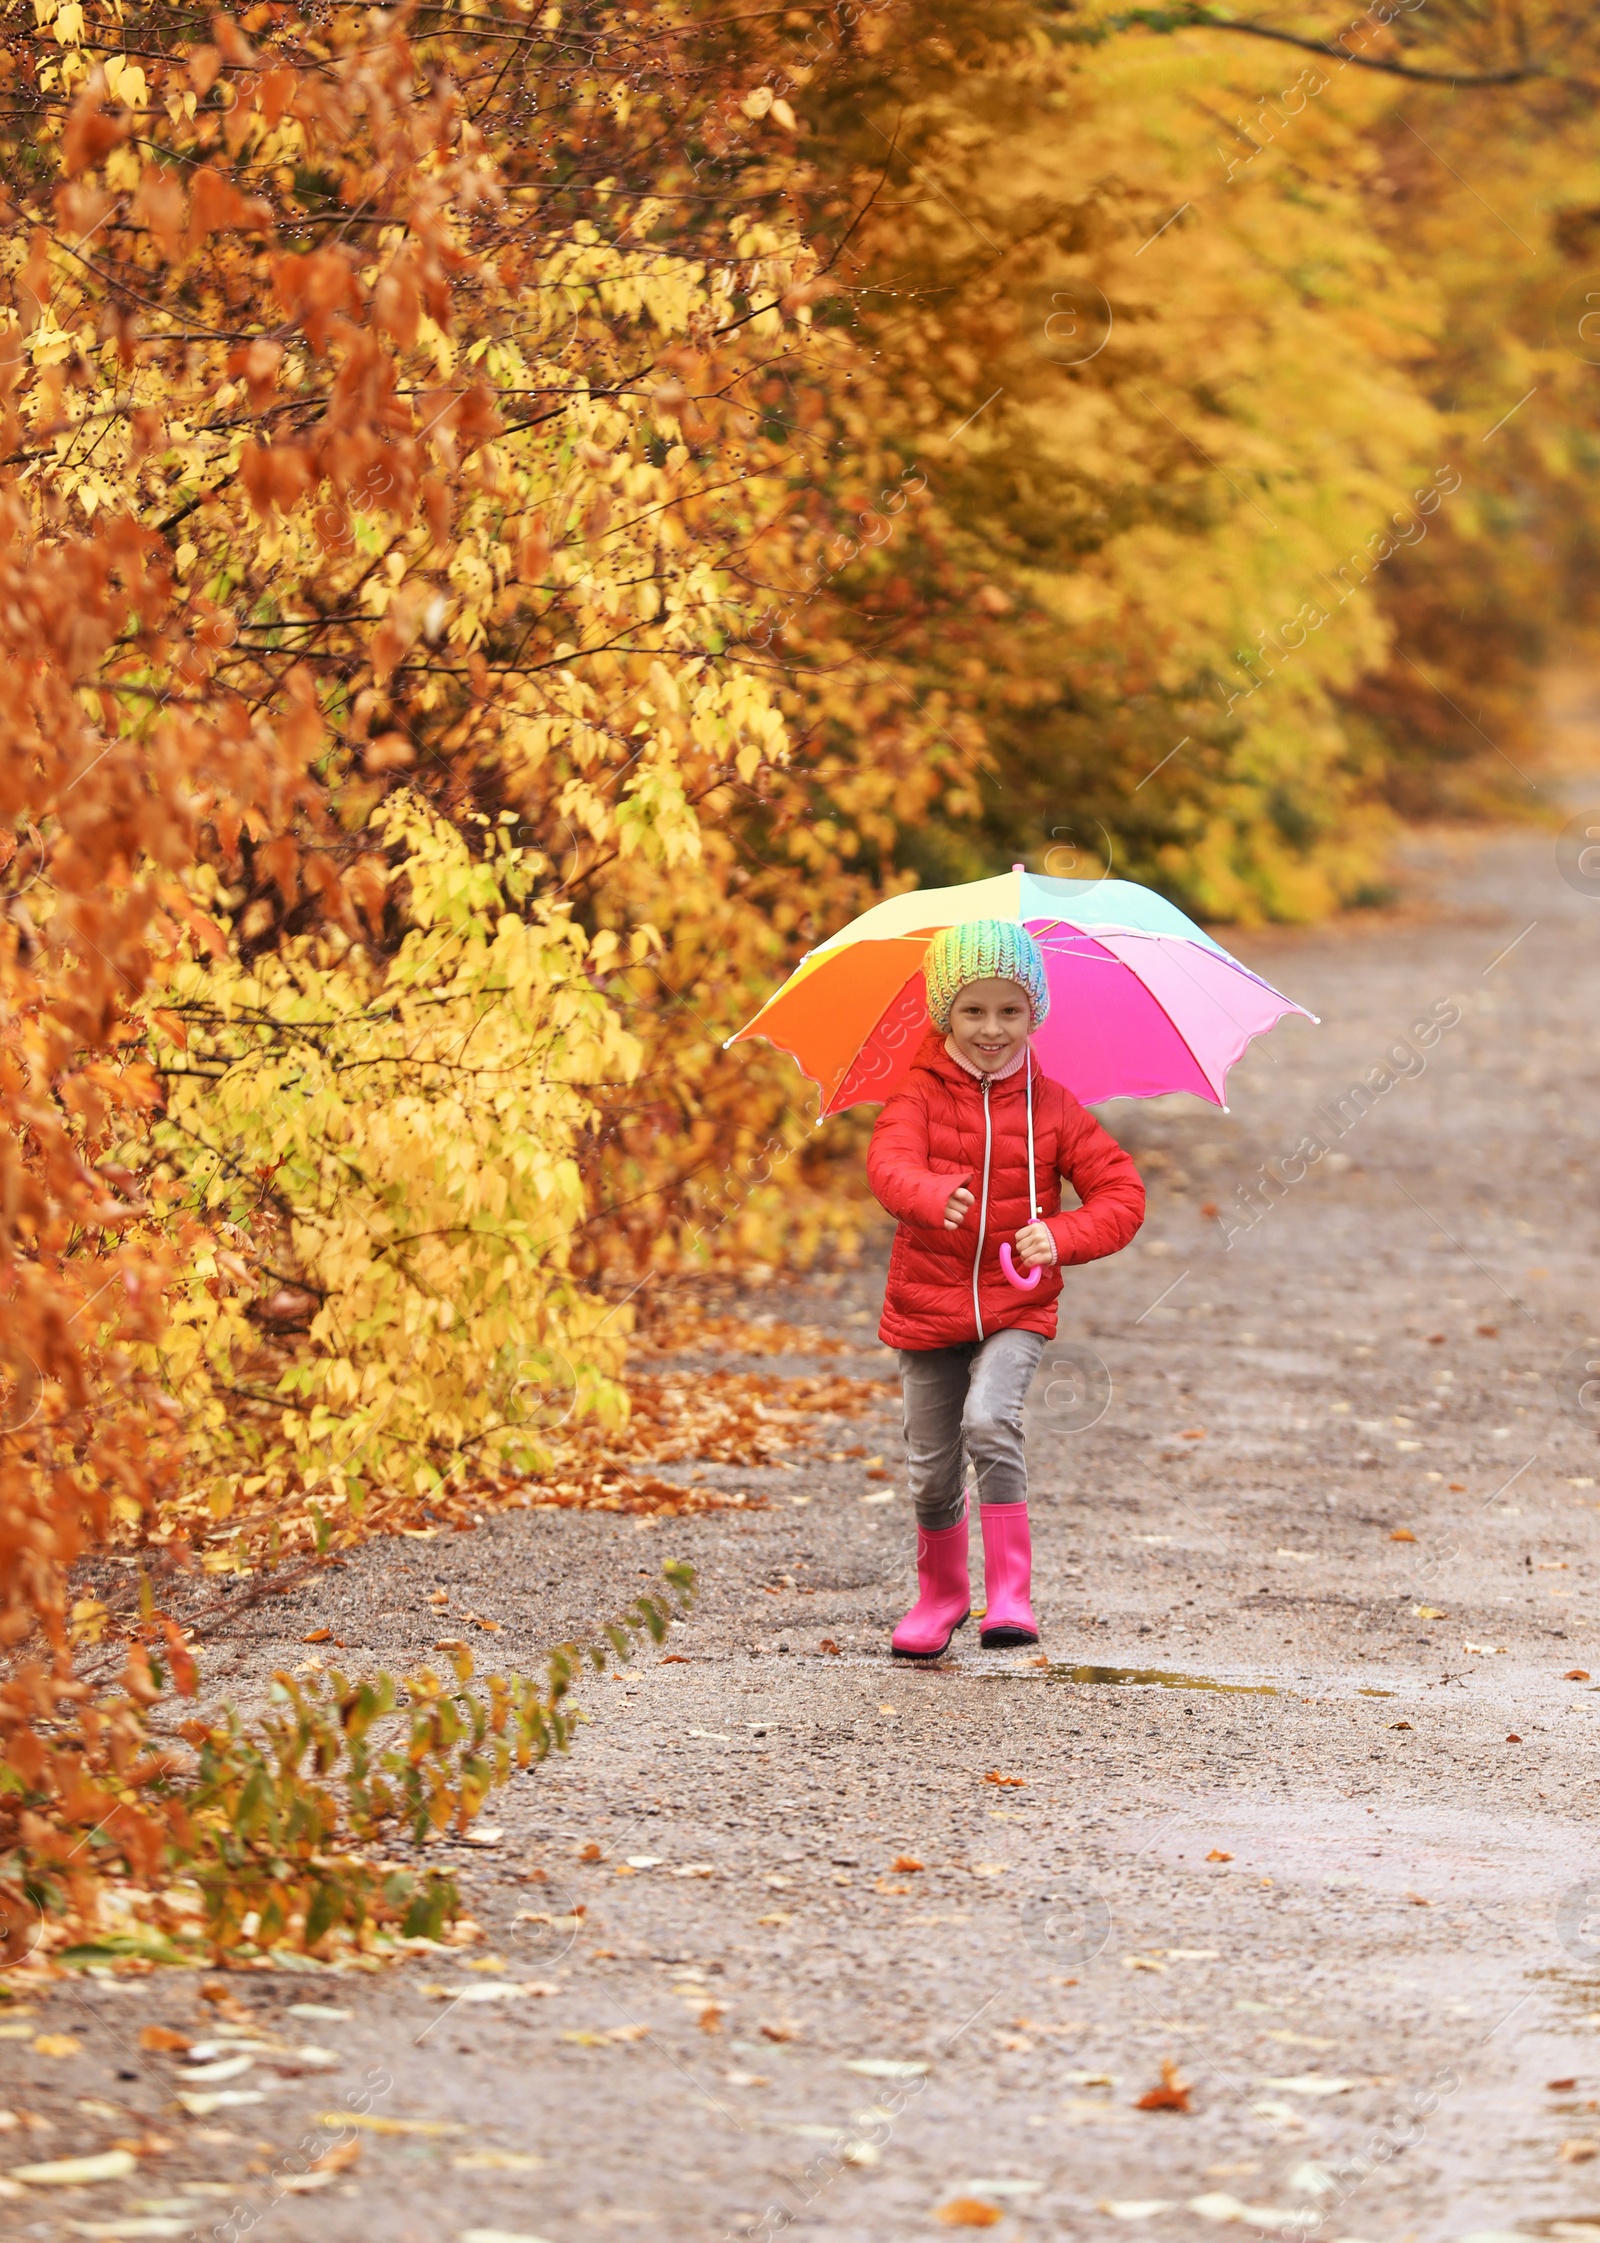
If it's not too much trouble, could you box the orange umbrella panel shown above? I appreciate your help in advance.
[727,934,933,1111]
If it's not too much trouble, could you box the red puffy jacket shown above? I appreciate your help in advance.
[867,1032,1145,1349]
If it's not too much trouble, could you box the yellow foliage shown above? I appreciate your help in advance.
[142,796,642,1508]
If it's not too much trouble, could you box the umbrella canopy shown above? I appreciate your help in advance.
[727,865,1315,1115]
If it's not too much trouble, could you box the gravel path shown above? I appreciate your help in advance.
[7,809,1600,2243]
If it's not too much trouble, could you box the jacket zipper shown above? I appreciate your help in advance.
[971,1074,993,1341]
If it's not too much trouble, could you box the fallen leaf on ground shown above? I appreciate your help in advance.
[759,2021,799,2042]
[983,1772,1026,1788]
[60,2223,190,2239]
[875,1880,912,1895]
[1548,2077,1578,2091]
[1462,1641,1507,1656]
[1100,2204,1175,2221]
[1560,2139,1600,2163]
[1206,1849,1233,1863]
[845,2057,928,2079]
[1188,2193,1317,2227]
[314,2112,464,2136]
[1180,1428,1206,1439]
[1388,1528,1417,1542]
[421,1981,557,2004]
[577,1843,603,1863]
[1507,1733,1523,1743]
[459,2231,558,2243]
[1061,2098,1137,2125]
[1123,1956,1165,1973]
[1406,1892,1432,1907]
[819,1639,841,1655]
[698,2004,724,2033]
[1389,1721,1413,1730]
[935,2202,1003,2228]
[1412,1606,1447,1620]
[1248,2100,1306,2127]
[174,2090,266,2116]
[970,1863,1008,1878]
[1567,1670,1592,1682]
[301,1629,331,1644]
[137,2028,191,2054]
[9,2149,138,2185]
[891,1855,924,1873]
[1135,2060,1191,2112]
[197,1984,252,2021]
[452,2151,544,2171]
[180,2055,255,2084]
[306,2137,362,2175]
[32,2034,82,2058]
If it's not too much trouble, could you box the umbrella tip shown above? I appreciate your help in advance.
[1012,861,1025,872]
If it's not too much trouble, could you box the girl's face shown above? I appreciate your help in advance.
[946,978,1032,1073]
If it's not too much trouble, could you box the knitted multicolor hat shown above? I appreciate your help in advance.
[924,920,1050,1031]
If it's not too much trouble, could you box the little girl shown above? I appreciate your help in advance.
[867,921,1145,1658]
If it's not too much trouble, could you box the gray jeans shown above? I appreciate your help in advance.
[897,1328,1046,1532]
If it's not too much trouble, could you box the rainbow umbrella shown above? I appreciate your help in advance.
[727,865,1315,1116]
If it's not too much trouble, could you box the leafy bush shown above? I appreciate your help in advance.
[8,1565,693,1965]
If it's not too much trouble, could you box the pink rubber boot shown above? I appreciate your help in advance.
[979,1504,1039,1648]
[891,1510,971,1659]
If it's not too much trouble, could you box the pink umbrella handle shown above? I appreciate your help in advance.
[998,1241,1041,1292]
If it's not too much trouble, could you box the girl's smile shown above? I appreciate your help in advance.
[945,977,1032,1073]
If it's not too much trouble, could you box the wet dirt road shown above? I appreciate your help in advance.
[8,808,1600,2243]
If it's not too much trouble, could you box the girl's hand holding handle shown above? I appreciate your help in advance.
[1014,1219,1058,1271]
[943,1185,975,1230]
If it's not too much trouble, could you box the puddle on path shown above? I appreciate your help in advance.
[978,1661,1279,1696]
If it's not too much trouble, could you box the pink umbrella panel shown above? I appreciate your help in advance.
[829,923,1309,1114]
